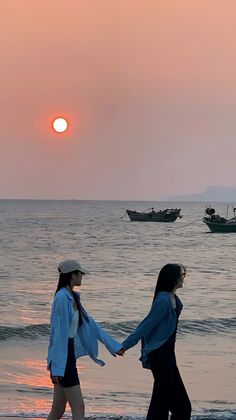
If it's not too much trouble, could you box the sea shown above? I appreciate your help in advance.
[0,199,235,420]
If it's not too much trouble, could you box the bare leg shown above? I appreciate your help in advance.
[64,384,85,420]
[47,384,67,420]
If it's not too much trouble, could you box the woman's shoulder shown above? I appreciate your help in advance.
[155,291,171,302]
[54,288,73,303]
[152,292,172,311]
[51,289,73,317]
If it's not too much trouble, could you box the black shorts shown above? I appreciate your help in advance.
[59,338,80,388]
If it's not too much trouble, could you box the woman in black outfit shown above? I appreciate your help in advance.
[117,263,191,420]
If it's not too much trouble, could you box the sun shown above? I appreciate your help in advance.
[52,117,68,133]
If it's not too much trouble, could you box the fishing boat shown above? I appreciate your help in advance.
[126,208,182,222]
[203,206,236,233]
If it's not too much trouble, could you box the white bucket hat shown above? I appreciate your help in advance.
[58,259,89,274]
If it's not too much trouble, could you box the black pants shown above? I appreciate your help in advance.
[146,350,191,420]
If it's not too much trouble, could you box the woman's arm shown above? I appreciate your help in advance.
[89,316,122,355]
[122,299,168,350]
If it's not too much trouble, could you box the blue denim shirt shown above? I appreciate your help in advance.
[122,291,183,369]
[47,288,122,376]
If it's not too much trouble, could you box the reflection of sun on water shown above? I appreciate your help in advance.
[9,358,89,416]
[11,358,87,387]
[9,359,50,387]
[3,344,129,416]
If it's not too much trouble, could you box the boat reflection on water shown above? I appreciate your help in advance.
[203,206,236,233]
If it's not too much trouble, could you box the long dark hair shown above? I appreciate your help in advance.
[55,270,88,326]
[153,263,184,302]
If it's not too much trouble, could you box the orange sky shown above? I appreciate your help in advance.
[1,0,236,199]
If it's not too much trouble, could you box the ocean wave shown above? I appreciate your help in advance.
[0,317,236,342]
[100,317,236,337]
[179,317,236,336]
[0,324,50,341]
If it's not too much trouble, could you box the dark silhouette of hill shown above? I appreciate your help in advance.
[167,186,236,202]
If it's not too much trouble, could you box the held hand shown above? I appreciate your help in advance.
[116,347,126,356]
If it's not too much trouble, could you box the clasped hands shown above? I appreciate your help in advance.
[114,347,126,357]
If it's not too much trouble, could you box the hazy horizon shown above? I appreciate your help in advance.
[0,184,236,202]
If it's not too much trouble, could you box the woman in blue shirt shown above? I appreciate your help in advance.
[117,263,191,420]
[47,259,122,420]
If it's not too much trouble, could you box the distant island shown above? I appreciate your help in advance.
[166,186,236,202]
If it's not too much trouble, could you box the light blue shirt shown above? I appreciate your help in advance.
[47,288,122,376]
[122,291,183,369]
